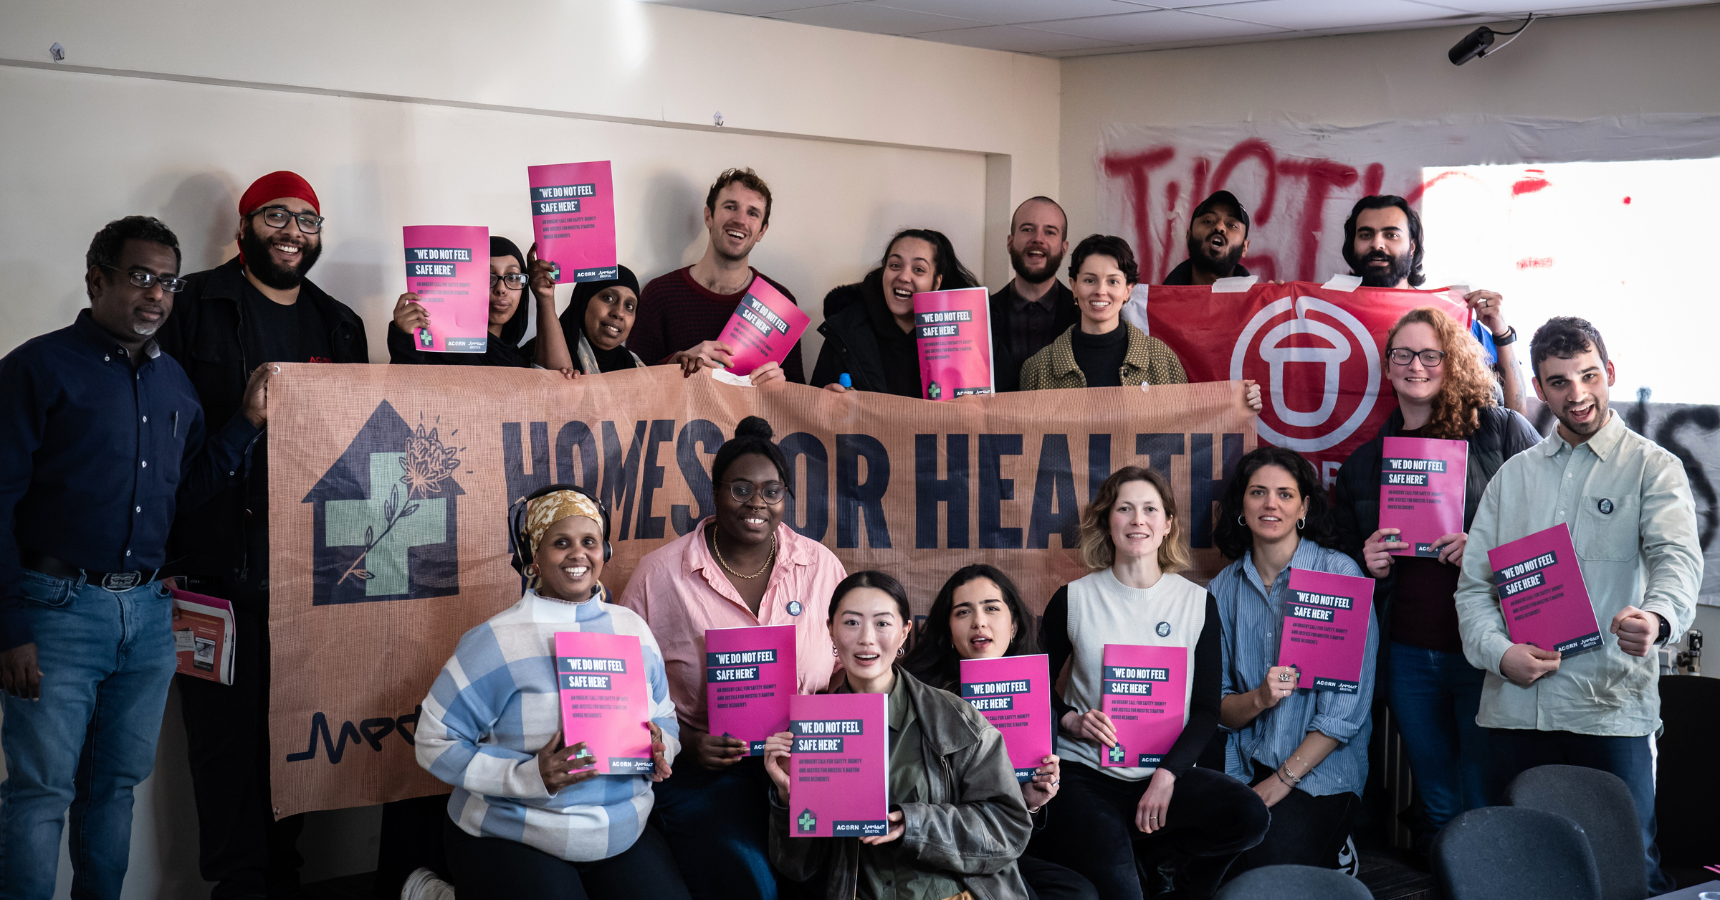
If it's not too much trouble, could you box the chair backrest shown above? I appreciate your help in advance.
[1432,806,1602,900]
[1215,864,1373,900]
[1656,674,1720,866]
[1507,764,1649,900]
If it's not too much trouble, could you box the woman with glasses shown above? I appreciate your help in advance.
[388,236,568,368]
[617,416,847,900]
[1334,307,1539,857]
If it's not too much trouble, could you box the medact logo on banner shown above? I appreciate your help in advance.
[1229,292,1382,454]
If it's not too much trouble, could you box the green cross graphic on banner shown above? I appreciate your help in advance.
[326,452,447,596]
[797,809,816,833]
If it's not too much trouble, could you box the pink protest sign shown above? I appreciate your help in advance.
[715,276,810,376]
[960,654,1052,782]
[1278,568,1375,693]
[788,692,888,838]
[528,161,617,284]
[402,225,489,353]
[913,288,994,401]
[1099,644,1188,769]
[1488,523,1602,657]
[1380,437,1468,557]
[554,631,654,775]
[705,624,796,755]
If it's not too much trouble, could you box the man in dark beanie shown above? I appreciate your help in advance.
[1162,190,1253,286]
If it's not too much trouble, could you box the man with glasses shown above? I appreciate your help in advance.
[0,216,270,899]
[157,171,368,900]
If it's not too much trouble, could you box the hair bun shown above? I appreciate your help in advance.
[735,416,774,441]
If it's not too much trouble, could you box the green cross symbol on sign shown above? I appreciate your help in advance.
[796,809,816,833]
[326,452,447,596]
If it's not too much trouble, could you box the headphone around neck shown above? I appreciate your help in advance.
[507,483,613,582]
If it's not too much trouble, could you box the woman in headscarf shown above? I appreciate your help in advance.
[388,236,552,368]
[414,487,688,900]
[527,262,648,375]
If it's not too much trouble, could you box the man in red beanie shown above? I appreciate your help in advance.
[157,170,369,900]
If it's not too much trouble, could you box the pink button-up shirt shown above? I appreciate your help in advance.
[617,519,845,734]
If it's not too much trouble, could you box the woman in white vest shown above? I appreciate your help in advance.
[1029,466,1268,900]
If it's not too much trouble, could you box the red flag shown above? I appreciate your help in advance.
[1145,282,1474,486]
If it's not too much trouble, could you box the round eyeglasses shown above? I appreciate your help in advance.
[716,480,790,504]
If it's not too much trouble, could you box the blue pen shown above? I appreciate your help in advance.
[838,373,852,389]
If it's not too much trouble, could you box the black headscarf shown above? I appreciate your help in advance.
[490,235,531,348]
[557,265,642,345]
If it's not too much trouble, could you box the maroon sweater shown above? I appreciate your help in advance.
[629,266,806,383]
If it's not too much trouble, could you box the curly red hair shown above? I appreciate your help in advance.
[1383,307,1496,439]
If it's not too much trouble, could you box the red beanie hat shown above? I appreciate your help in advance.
[238,170,320,217]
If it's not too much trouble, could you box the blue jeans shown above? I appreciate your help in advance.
[1385,642,1490,836]
[0,571,177,900]
[651,754,778,900]
[1489,729,1673,895]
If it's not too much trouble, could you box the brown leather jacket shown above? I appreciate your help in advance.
[768,668,1032,900]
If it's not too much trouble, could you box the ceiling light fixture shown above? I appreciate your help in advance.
[1449,13,1536,66]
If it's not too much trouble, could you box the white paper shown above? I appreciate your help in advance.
[1322,274,1363,292]
[174,629,196,652]
[711,368,752,387]
[1211,276,1258,293]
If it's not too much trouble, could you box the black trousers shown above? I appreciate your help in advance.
[1022,852,1101,900]
[177,578,304,899]
[1232,763,1359,872]
[442,814,691,900]
[1029,763,1268,900]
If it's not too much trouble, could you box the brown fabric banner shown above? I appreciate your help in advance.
[266,364,1256,817]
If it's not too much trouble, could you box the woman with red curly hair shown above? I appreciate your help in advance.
[1333,306,1539,858]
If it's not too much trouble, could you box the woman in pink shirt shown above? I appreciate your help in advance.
[618,416,846,900]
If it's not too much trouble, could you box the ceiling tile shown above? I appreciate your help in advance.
[637,0,849,15]
[763,1,980,33]
[927,23,1122,52]
[1203,0,1456,29]
[875,0,1147,26]
[1030,7,1292,41]
[1419,0,1700,11]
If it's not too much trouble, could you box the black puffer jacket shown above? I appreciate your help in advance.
[809,270,921,397]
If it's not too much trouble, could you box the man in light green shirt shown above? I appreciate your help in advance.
[1455,317,1700,895]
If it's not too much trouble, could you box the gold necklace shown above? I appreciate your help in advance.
[711,526,776,579]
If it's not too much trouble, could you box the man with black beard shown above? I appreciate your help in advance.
[989,196,1078,392]
[1341,195,1527,415]
[157,171,368,900]
[1163,190,1253,285]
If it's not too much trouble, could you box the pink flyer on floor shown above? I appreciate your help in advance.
[788,692,888,838]
[1278,568,1375,692]
[1099,644,1188,769]
[402,225,489,353]
[528,161,618,284]
[554,631,654,775]
[960,654,1052,782]
[1488,523,1602,656]
[705,624,797,755]
[913,287,994,400]
[716,276,809,376]
[1379,436,1469,557]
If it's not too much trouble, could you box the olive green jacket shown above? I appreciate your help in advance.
[1017,322,1187,391]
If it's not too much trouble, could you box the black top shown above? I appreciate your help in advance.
[1068,326,1129,389]
[241,283,331,509]
[1038,585,1224,777]
[0,311,259,649]
[586,341,637,374]
[810,270,923,398]
[989,279,1078,393]
[1161,259,1252,286]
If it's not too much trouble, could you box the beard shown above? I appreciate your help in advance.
[240,223,322,290]
[1009,244,1064,285]
[1187,232,1245,277]
[1356,250,1411,288]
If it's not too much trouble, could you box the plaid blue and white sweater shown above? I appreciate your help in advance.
[416,586,680,862]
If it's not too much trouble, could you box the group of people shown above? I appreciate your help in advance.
[0,162,1699,900]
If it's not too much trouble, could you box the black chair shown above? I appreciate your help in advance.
[1507,764,1649,900]
[1656,674,1720,867]
[1432,806,1602,900]
[1214,865,1372,900]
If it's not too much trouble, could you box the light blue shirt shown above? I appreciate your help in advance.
[1210,538,1378,797]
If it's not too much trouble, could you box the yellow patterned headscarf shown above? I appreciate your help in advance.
[525,489,604,560]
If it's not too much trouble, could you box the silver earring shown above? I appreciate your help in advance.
[1237,515,1245,526]
[833,646,839,657]
[1297,516,1306,530]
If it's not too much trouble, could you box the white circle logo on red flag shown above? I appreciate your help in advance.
[1229,293,1382,453]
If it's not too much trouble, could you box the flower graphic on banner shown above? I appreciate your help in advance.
[338,421,461,585]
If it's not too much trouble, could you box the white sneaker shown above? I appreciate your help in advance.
[401,866,457,900]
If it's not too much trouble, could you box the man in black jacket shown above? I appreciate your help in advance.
[990,196,1078,393]
[1161,190,1253,286]
[157,171,369,900]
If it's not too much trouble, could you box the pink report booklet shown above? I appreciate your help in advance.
[787,692,888,838]
[402,225,489,353]
[960,654,1053,782]
[913,287,994,400]
[705,624,796,755]
[1099,645,1188,769]
[553,631,654,775]
[1379,436,1468,557]
[1277,568,1375,693]
[715,276,810,376]
[1488,523,1603,656]
[527,161,618,284]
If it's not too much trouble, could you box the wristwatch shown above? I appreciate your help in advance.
[1655,613,1672,646]
[1493,326,1518,346]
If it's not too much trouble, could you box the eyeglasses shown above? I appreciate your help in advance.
[1388,348,1446,368]
[249,206,325,234]
[99,264,187,293]
[716,480,790,504]
[490,272,529,290]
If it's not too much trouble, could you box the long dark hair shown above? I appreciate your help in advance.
[880,228,979,290]
[1212,446,1339,560]
[1341,195,1425,288]
[827,570,912,625]
[902,565,1037,691]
